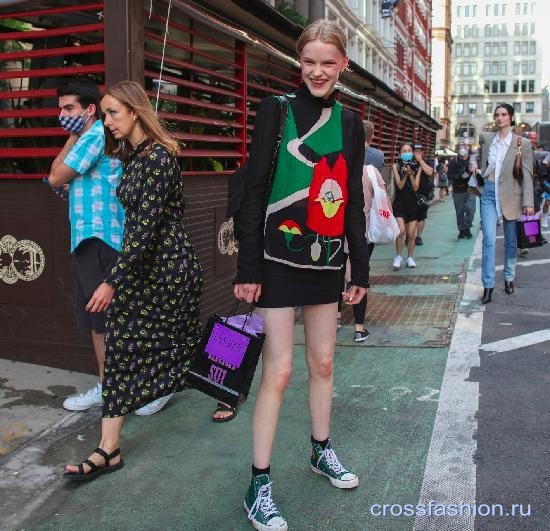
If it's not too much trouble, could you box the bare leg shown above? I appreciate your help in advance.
[416,219,425,238]
[395,217,406,256]
[302,303,338,441]
[65,416,124,473]
[252,307,295,468]
[406,220,417,257]
[91,331,105,384]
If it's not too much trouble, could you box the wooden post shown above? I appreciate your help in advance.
[103,0,144,86]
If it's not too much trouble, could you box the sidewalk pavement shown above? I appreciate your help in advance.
[0,198,480,531]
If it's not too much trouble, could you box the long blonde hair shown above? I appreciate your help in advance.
[296,20,348,57]
[101,80,179,160]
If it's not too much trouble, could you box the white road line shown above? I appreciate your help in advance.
[495,258,550,271]
[480,329,550,354]
[414,233,484,531]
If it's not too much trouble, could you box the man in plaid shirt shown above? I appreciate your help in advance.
[48,78,124,412]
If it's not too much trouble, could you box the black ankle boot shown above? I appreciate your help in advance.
[504,281,515,294]
[482,288,494,304]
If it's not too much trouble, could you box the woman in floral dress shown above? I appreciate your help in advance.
[64,81,202,481]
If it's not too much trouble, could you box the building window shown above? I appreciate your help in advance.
[471,44,478,55]
[529,61,535,74]
[485,43,492,56]
[522,41,528,55]
[454,82,462,95]
[486,5,490,16]
[514,62,519,75]
[501,42,507,55]
[515,3,521,15]
[522,23,528,36]
[485,24,491,37]
[526,102,534,113]
[484,62,491,75]
[502,4,507,16]
[457,5,462,17]
[484,102,492,113]
[472,25,479,38]
[513,102,521,112]
[500,62,507,75]
[473,5,477,17]
[456,43,462,57]
[514,42,520,55]
[531,22,535,34]
[530,41,536,54]
[492,80,499,93]
[514,81,519,93]
[528,80,535,92]
[464,25,470,38]
[484,81,491,93]
[465,5,470,16]
[501,23,507,36]
[456,25,462,38]
[493,42,500,56]
[521,79,527,92]
[515,23,520,35]
[468,103,477,114]
[500,81,506,93]
[521,61,528,75]
[524,2,528,15]
[493,24,499,36]
[492,61,499,75]
[464,43,470,56]
[455,103,464,114]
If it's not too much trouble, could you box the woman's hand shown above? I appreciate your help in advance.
[86,282,115,313]
[234,283,262,304]
[524,207,534,216]
[342,285,367,306]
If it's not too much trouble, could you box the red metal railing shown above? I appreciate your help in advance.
[0,2,105,178]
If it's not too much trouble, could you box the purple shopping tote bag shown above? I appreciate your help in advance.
[186,308,265,407]
[516,214,543,249]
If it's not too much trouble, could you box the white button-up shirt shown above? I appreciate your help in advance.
[485,131,512,216]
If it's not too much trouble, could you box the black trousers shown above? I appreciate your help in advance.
[338,244,375,325]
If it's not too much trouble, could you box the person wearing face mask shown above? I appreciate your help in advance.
[48,78,125,413]
[471,103,534,304]
[391,143,423,270]
[447,141,477,239]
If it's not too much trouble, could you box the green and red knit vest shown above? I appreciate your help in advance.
[263,95,349,270]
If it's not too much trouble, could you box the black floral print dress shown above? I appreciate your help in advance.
[102,141,203,418]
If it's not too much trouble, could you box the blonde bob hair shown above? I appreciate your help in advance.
[101,80,179,160]
[296,19,348,57]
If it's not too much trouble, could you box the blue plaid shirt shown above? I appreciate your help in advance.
[64,120,124,252]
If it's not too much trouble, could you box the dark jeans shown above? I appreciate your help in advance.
[338,244,375,325]
[453,191,476,232]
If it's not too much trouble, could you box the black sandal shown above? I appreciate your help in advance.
[63,447,124,481]
[211,402,237,423]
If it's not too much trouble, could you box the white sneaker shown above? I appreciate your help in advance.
[406,257,416,268]
[63,382,102,411]
[392,256,403,270]
[542,215,548,228]
[135,393,174,416]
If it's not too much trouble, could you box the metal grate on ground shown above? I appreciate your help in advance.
[368,273,462,286]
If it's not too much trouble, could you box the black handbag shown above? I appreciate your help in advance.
[416,193,429,209]
[227,96,289,240]
[186,307,264,407]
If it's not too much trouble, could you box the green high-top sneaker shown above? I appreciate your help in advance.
[310,440,359,489]
[244,474,288,531]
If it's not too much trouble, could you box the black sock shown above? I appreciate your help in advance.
[252,465,270,477]
[311,436,329,449]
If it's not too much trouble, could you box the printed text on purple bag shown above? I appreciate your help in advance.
[205,322,250,370]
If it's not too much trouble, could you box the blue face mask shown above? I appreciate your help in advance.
[58,110,89,134]
[400,153,414,162]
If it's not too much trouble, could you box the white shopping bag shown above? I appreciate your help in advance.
[366,166,400,244]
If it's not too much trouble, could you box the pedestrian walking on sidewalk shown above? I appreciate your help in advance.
[448,140,476,239]
[47,79,124,413]
[412,143,435,246]
[392,143,423,270]
[233,20,369,531]
[64,81,203,480]
[471,103,534,304]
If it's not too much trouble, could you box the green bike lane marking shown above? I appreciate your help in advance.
[30,200,480,530]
